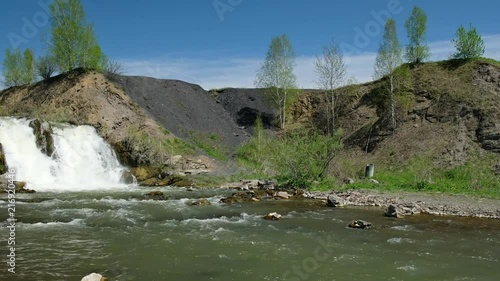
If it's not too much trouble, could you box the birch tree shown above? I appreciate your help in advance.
[255,34,297,129]
[374,19,403,129]
[315,41,347,135]
[405,6,430,64]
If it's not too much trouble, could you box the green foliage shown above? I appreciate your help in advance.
[126,124,195,165]
[374,19,402,80]
[451,24,485,60]
[404,6,430,64]
[238,119,343,189]
[374,19,404,129]
[2,48,36,87]
[49,0,105,72]
[190,132,227,160]
[348,156,500,198]
[255,34,298,129]
[22,48,35,84]
[36,55,57,80]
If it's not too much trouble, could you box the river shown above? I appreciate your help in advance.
[1,186,499,281]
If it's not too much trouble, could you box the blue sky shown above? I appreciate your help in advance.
[1,0,499,89]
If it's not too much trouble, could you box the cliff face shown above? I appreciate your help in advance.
[285,60,500,176]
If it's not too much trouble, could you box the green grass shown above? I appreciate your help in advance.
[345,161,500,199]
[189,132,228,161]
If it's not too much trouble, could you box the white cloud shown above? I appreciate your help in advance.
[122,33,500,90]
[2,34,499,92]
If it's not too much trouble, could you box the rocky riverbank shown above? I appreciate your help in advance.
[304,189,500,219]
[217,180,500,219]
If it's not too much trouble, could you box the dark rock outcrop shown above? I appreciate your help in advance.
[0,143,7,175]
[29,119,55,157]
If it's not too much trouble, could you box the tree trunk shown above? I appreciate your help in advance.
[390,75,396,129]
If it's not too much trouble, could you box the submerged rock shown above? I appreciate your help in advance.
[263,212,282,220]
[143,191,167,200]
[120,170,136,184]
[348,220,372,229]
[191,198,211,206]
[81,273,107,281]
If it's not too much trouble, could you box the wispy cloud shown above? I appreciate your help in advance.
[121,34,500,90]
[2,35,499,91]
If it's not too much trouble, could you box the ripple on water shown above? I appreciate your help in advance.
[387,237,416,244]
[18,218,86,229]
[390,225,418,232]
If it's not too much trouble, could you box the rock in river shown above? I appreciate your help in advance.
[191,198,211,206]
[326,194,346,207]
[348,220,372,229]
[263,212,282,220]
[81,273,108,281]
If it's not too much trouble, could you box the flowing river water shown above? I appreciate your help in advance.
[1,186,499,281]
[1,117,499,280]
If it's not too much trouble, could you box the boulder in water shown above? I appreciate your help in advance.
[143,191,167,200]
[191,198,211,206]
[348,220,372,229]
[326,194,346,207]
[130,166,161,182]
[263,212,282,220]
[81,273,107,281]
[120,170,136,184]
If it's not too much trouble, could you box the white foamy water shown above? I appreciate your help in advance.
[0,117,131,191]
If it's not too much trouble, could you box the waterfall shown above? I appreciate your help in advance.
[0,117,132,191]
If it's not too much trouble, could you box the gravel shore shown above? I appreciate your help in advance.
[305,189,500,219]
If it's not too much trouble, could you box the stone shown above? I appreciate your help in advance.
[120,170,136,184]
[326,194,346,207]
[369,179,379,184]
[171,178,194,187]
[263,212,282,220]
[130,166,160,182]
[191,198,211,206]
[29,119,55,157]
[348,220,372,229]
[143,191,167,200]
[385,204,403,218]
[275,191,291,199]
[344,178,355,184]
[81,273,106,281]
[0,143,7,175]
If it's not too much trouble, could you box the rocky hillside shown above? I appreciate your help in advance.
[0,69,243,172]
[1,59,498,187]
[288,60,500,182]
